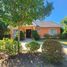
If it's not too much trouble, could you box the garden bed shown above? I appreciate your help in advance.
[0,53,67,67]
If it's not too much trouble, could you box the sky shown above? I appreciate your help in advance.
[44,0,67,24]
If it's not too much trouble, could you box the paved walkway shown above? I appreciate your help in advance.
[62,45,67,61]
[0,39,67,67]
[21,39,67,55]
[63,45,67,55]
[21,38,43,52]
[21,38,32,50]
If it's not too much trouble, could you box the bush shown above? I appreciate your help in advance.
[0,40,5,52]
[32,30,40,40]
[4,29,10,38]
[61,32,67,39]
[26,41,40,53]
[42,39,64,63]
[0,21,7,40]
[44,34,60,39]
[51,34,61,39]
[44,34,51,39]
[0,38,21,55]
[14,36,18,41]
[60,28,64,34]
[4,34,10,38]
[20,31,25,40]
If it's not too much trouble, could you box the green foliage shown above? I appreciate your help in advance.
[61,17,67,33]
[20,31,25,40]
[53,34,60,39]
[0,38,21,55]
[60,28,64,34]
[0,40,5,51]
[0,21,7,39]
[44,34,51,39]
[0,0,53,54]
[26,41,40,53]
[42,39,64,63]
[44,34,60,39]
[0,21,7,30]
[61,32,67,39]
[0,0,53,25]
[32,30,40,40]
[14,36,18,41]
[4,28,10,38]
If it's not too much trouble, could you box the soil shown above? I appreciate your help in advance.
[0,53,67,67]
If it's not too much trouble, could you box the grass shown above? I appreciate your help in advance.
[36,39,67,46]
[33,39,67,46]
[59,39,67,45]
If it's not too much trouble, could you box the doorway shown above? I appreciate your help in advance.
[26,29,31,38]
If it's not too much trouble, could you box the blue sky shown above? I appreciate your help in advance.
[44,0,67,24]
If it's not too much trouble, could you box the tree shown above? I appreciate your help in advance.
[0,21,7,39]
[61,17,67,33]
[0,0,53,53]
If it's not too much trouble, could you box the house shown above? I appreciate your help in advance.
[10,21,61,39]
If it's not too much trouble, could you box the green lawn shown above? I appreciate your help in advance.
[34,39,67,46]
[59,39,67,45]
[37,39,67,46]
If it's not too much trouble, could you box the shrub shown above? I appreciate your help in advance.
[44,34,51,39]
[0,21,7,40]
[55,34,60,39]
[4,34,10,38]
[32,30,40,40]
[26,41,40,53]
[51,34,61,39]
[60,28,64,34]
[4,29,10,38]
[61,32,67,39]
[44,34,60,39]
[0,40,5,52]
[42,39,64,63]
[20,31,25,40]
[5,38,17,55]
[0,38,21,55]
[14,36,18,41]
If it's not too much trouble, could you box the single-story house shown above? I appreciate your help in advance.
[10,21,61,39]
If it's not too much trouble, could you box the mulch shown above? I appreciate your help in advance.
[0,52,67,67]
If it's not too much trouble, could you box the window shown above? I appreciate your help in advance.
[49,29,57,35]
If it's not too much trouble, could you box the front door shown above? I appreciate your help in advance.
[26,29,31,38]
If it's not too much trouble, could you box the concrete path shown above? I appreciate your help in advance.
[21,38,32,50]
[21,38,43,52]
[62,45,67,61]
[63,45,67,55]
[21,39,67,56]
[0,39,67,67]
